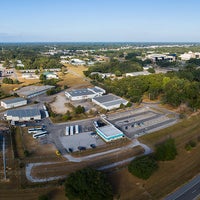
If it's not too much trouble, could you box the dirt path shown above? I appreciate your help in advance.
[25,139,152,182]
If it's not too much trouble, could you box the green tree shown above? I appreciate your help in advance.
[35,69,39,75]
[147,67,155,73]
[115,70,122,77]
[128,155,158,180]
[3,60,10,68]
[2,77,13,84]
[39,74,46,81]
[155,138,177,161]
[65,167,113,200]
[75,105,85,114]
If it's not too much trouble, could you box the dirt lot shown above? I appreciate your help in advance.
[108,114,200,200]
[21,127,59,161]
[50,93,70,114]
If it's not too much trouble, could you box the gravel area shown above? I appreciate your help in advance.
[50,93,70,114]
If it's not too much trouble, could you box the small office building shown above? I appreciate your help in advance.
[1,98,27,109]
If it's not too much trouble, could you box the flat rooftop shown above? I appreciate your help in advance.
[6,108,41,118]
[89,87,105,93]
[93,94,128,106]
[1,97,26,104]
[97,124,124,138]
[67,88,95,97]
[16,85,55,97]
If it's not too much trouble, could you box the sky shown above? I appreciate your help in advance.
[0,0,200,42]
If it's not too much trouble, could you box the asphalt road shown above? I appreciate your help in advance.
[165,175,200,200]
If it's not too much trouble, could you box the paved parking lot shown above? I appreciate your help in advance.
[108,107,178,139]
[59,132,105,152]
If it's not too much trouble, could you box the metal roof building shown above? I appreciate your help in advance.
[5,108,41,122]
[1,97,27,109]
[65,86,105,101]
[92,94,128,110]
[16,85,55,99]
[95,125,124,142]
[94,118,124,142]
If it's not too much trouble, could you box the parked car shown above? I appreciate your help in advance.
[90,144,96,148]
[78,146,86,151]
[68,148,73,153]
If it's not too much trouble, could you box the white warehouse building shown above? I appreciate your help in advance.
[65,86,106,101]
[92,94,128,110]
[1,98,27,109]
[5,108,41,122]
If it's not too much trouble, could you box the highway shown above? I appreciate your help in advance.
[165,175,200,200]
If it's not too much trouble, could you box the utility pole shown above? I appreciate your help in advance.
[3,136,6,180]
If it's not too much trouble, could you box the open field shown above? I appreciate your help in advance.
[108,114,200,200]
[0,187,66,200]
[58,64,91,88]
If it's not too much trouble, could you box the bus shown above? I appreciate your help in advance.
[28,127,43,134]
[75,125,79,134]
[43,105,47,110]
[65,126,69,136]
[32,131,48,139]
[70,126,74,136]
[93,121,98,128]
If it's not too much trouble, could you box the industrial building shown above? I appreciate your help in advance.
[125,71,150,77]
[65,86,106,101]
[16,85,55,99]
[94,119,124,142]
[5,108,41,122]
[92,94,128,110]
[1,97,27,109]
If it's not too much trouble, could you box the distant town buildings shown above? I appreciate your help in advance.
[146,54,176,62]
[126,71,151,77]
[179,51,200,61]
[43,71,58,79]
[70,59,86,66]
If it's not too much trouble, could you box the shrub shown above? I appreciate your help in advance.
[128,155,158,180]
[185,140,197,151]
[38,194,49,200]
[155,138,177,161]
[189,140,196,147]
[185,143,192,151]
[24,150,30,157]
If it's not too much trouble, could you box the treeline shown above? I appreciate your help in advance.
[128,138,177,180]
[2,77,20,84]
[84,58,151,75]
[16,57,63,70]
[94,69,200,109]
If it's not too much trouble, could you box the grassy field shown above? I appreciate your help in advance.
[108,114,200,200]
[58,64,91,88]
